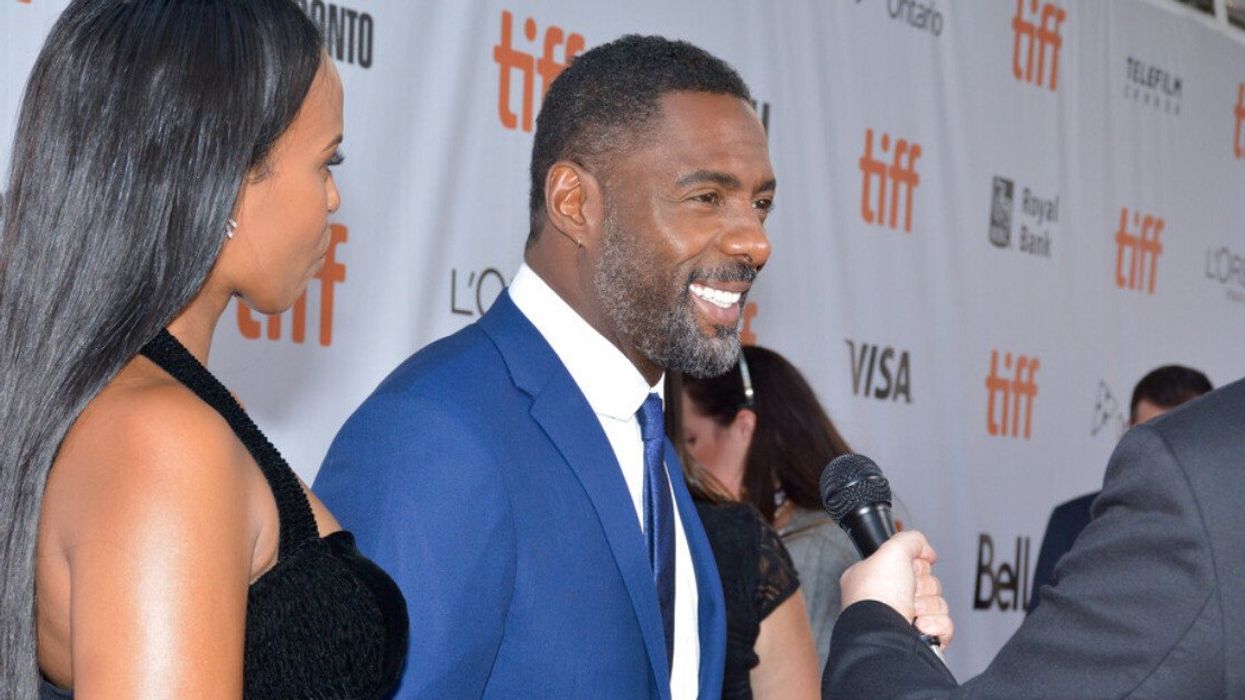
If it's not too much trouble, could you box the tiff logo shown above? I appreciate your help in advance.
[1012,0,1065,91]
[1235,83,1244,159]
[238,224,347,346]
[1114,208,1163,294]
[859,128,922,232]
[740,302,759,346]
[493,10,585,132]
[985,350,1039,439]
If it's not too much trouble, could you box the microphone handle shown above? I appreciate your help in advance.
[840,504,943,653]
[839,503,897,558]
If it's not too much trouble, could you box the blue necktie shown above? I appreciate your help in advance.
[637,393,676,673]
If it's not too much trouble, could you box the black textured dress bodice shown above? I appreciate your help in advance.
[42,330,408,699]
[695,499,800,700]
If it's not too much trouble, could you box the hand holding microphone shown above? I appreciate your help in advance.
[821,454,954,651]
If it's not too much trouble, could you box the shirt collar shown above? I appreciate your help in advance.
[509,263,662,420]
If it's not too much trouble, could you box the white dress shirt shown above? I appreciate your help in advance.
[509,263,700,698]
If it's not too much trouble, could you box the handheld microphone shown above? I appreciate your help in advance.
[820,453,943,654]
[819,453,896,558]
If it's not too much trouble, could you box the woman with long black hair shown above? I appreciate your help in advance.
[0,2,406,697]
[678,345,860,673]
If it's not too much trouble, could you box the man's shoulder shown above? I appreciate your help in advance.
[374,322,504,397]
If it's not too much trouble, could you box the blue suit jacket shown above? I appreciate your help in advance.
[314,292,726,699]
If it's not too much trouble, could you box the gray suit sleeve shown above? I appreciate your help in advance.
[823,423,1220,699]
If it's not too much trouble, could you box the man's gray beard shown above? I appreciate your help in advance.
[591,213,742,380]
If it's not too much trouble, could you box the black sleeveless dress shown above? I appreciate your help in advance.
[694,499,800,700]
[41,329,408,699]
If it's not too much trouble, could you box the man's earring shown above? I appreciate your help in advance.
[226,218,238,240]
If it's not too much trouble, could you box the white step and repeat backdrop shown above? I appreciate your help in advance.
[5,0,1245,681]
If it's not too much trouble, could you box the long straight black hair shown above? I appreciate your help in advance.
[0,1,322,695]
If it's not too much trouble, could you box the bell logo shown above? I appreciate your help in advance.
[985,350,1039,439]
[859,128,922,233]
[493,10,585,132]
[1234,83,1244,159]
[1011,0,1066,91]
[973,533,1032,612]
[237,223,347,346]
[1114,208,1163,294]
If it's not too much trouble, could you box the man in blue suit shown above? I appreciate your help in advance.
[314,35,777,698]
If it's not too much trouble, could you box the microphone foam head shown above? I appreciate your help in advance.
[820,453,892,523]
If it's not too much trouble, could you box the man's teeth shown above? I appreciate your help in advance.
[690,283,742,309]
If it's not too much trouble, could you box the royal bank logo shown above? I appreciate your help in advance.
[985,350,1039,439]
[988,177,1014,247]
[295,1,374,69]
[987,176,1057,257]
[859,129,922,233]
[1012,0,1066,91]
[973,533,1032,612]
[238,223,348,346]
[494,10,586,132]
[1205,245,1245,306]
[1114,208,1164,295]
[846,340,912,403]
[1091,380,1125,438]
[1124,56,1183,115]
[1234,83,1244,159]
[450,267,508,318]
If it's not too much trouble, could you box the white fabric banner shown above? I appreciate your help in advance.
[4,0,1243,680]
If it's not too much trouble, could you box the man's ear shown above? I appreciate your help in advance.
[545,160,603,248]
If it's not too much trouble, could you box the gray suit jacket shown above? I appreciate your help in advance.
[823,376,1245,699]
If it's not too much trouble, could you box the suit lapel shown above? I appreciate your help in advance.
[480,292,672,696]
[665,442,726,698]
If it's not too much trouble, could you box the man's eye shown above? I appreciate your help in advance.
[692,192,721,205]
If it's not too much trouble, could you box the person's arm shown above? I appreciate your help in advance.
[825,424,1218,699]
[52,388,253,697]
[746,510,821,699]
[314,390,516,700]
[751,590,820,700]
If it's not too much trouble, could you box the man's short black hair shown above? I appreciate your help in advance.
[527,34,752,244]
[1130,365,1213,423]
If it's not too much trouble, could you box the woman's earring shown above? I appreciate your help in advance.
[226,218,238,240]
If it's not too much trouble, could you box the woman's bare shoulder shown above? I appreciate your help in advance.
[45,369,256,551]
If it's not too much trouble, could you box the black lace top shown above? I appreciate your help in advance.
[41,330,408,699]
[694,499,800,700]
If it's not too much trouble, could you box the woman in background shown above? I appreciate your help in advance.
[666,370,820,700]
[0,2,406,697]
[680,345,862,671]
